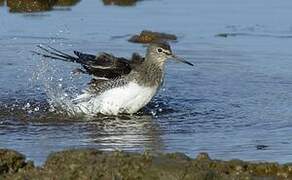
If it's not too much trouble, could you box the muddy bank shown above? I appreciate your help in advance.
[1,149,292,179]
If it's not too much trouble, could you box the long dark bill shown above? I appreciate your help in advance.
[172,55,194,66]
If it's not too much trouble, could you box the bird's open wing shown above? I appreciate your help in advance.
[32,45,136,80]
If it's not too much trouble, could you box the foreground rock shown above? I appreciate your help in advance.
[1,149,292,179]
[0,149,33,175]
[129,30,178,44]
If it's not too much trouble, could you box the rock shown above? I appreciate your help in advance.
[0,149,33,176]
[55,0,80,6]
[6,0,57,13]
[215,33,238,38]
[128,30,178,44]
[2,149,292,179]
[102,0,140,6]
[256,144,269,150]
[164,152,191,161]
[196,152,210,161]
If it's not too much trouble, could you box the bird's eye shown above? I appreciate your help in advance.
[157,48,163,53]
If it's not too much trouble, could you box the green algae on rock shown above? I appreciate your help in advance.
[5,0,80,12]
[0,149,33,176]
[6,0,57,13]
[128,30,178,44]
[2,148,292,179]
[55,0,80,6]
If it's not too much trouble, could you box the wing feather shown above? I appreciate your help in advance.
[33,46,145,89]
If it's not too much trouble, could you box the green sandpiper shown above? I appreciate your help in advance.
[33,41,193,115]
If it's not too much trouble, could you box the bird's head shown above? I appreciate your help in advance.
[146,41,194,67]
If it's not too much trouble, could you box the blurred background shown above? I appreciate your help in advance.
[1,0,292,165]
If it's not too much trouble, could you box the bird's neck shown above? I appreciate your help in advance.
[133,55,165,87]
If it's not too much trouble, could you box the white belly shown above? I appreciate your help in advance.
[73,82,158,115]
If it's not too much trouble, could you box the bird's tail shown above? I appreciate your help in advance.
[31,45,80,63]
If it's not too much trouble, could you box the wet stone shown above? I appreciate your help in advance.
[0,149,32,176]
[196,152,211,161]
[2,149,292,179]
[256,144,269,150]
[7,0,57,13]
[163,152,191,161]
[102,0,140,6]
[215,33,229,38]
[55,0,81,6]
[5,0,79,13]
[215,33,239,38]
[128,30,178,44]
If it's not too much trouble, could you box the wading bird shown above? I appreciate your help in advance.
[33,41,193,115]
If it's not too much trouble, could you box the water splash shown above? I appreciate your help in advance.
[31,51,88,116]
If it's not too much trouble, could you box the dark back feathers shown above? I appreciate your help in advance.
[33,46,144,81]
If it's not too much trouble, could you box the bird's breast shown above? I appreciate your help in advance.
[75,82,158,115]
[98,82,158,115]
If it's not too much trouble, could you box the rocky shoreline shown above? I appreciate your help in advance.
[1,149,291,179]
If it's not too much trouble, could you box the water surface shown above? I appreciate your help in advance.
[1,0,292,165]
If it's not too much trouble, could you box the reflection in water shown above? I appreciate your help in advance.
[0,102,163,164]
[87,115,162,152]
[102,0,140,6]
[5,0,80,12]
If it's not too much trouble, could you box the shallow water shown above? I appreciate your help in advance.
[1,0,292,165]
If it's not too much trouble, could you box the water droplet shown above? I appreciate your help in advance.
[150,110,157,116]
[23,103,31,109]
[49,106,55,112]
